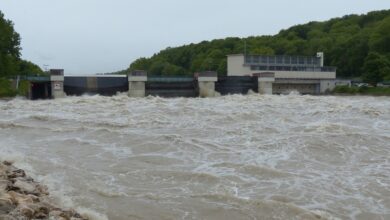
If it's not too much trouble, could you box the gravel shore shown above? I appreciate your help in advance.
[0,161,88,220]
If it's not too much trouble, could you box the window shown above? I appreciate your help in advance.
[276,66,284,70]
[246,56,252,63]
[253,56,259,63]
[299,57,305,64]
[269,56,275,64]
[291,57,297,64]
[276,56,283,64]
[259,66,267,71]
[261,56,268,63]
[284,56,291,64]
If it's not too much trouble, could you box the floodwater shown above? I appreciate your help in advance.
[0,94,389,220]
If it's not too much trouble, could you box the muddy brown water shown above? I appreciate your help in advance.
[0,94,389,220]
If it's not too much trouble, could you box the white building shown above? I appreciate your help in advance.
[227,53,342,94]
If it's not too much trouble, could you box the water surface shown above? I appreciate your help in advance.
[0,94,389,220]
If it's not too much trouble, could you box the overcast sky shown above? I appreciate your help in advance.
[1,0,390,75]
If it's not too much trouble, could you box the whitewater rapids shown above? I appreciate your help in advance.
[0,94,389,220]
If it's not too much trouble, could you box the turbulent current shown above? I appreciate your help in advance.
[0,94,389,220]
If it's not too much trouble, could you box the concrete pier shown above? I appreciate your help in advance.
[50,69,65,98]
[128,71,147,97]
[197,71,218,97]
[256,72,275,95]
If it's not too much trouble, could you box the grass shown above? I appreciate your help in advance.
[332,85,390,96]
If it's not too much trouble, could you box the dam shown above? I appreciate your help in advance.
[24,52,351,99]
[25,70,348,100]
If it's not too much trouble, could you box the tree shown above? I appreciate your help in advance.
[125,9,390,79]
[0,11,42,77]
[362,52,390,86]
[18,60,44,75]
[0,11,21,77]
[369,17,390,54]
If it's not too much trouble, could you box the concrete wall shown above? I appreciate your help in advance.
[258,82,273,94]
[128,81,145,97]
[228,55,250,76]
[50,75,65,98]
[198,81,215,97]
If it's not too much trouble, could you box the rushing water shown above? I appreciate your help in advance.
[0,94,389,220]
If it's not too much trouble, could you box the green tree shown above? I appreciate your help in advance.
[124,9,390,79]
[369,17,390,54]
[0,11,21,77]
[362,52,390,86]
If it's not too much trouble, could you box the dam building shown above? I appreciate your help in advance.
[227,53,341,94]
[24,52,349,99]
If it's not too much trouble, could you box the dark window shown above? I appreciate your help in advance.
[276,56,283,64]
[276,66,283,70]
[284,56,291,64]
[291,57,297,64]
[269,56,275,64]
[253,56,259,63]
[299,57,305,64]
[269,66,275,70]
[259,66,267,70]
[261,56,268,63]
[246,56,252,63]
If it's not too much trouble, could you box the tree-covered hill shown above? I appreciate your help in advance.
[0,11,43,77]
[128,9,390,84]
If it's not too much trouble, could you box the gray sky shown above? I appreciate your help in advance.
[1,0,390,75]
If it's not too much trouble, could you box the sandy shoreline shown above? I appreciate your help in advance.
[0,161,88,220]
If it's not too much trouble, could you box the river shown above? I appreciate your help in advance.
[0,94,389,220]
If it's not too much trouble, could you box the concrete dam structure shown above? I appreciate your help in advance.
[27,70,276,99]
[26,52,351,99]
[27,69,342,100]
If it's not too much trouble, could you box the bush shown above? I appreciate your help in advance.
[0,78,17,97]
[332,85,359,94]
[332,85,390,95]
[17,80,30,96]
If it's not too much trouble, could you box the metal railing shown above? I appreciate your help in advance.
[148,76,194,82]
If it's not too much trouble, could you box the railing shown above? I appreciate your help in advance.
[148,76,194,82]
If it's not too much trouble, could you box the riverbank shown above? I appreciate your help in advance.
[332,85,390,96]
[0,161,88,220]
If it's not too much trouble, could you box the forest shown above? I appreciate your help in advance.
[128,9,390,85]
